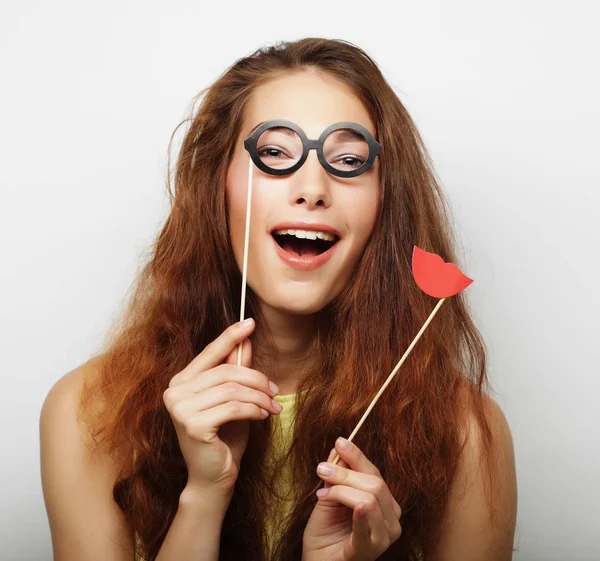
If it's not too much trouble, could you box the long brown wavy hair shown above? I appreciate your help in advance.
[80,38,499,561]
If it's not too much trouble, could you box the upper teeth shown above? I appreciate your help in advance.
[273,228,337,241]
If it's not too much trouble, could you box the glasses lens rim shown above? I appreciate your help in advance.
[256,121,306,175]
[318,122,379,178]
[243,119,381,177]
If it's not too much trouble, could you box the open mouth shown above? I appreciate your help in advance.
[272,231,339,257]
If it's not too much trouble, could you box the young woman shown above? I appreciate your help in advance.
[40,38,517,561]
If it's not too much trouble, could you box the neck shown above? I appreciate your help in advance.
[252,303,318,396]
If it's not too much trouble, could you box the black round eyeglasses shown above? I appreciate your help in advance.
[243,119,381,178]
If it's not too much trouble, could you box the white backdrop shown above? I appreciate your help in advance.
[1,1,598,560]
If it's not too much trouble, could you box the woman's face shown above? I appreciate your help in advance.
[226,69,380,316]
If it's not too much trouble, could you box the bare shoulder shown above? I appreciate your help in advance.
[426,384,518,561]
[42,354,99,413]
[457,384,515,464]
[40,355,134,561]
[40,354,107,459]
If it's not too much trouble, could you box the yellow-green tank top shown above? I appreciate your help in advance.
[264,392,297,557]
[133,392,297,561]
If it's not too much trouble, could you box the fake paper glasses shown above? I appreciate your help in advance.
[243,119,381,178]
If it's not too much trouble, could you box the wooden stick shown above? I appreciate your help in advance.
[236,157,254,366]
[331,297,446,466]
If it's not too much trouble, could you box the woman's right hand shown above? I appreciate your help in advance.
[162,318,282,498]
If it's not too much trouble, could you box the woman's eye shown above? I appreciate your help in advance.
[334,155,365,168]
[258,147,288,159]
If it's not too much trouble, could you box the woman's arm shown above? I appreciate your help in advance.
[425,392,518,561]
[155,485,229,561]
[40,361,229,561]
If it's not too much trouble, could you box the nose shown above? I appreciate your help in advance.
[288,150,332,209]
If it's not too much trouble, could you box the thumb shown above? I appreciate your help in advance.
[225,336,252,367]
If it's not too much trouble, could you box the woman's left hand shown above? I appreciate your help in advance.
[302,437,403,561]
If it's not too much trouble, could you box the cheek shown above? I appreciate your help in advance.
[226,167,276,272]
[346,187,380,248]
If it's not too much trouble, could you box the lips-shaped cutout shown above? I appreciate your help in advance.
[412,246,473,298]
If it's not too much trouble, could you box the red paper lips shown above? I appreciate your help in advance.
[412,246,473,298]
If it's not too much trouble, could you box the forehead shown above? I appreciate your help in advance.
[242,69,376,139]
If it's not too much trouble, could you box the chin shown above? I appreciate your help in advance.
[274,300,325,316]
[255,282,337,316]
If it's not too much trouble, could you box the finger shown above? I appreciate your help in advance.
[334,438,401,519]
[351,500,389,557]
[190,399,271,439]
[351,502,372,556]
[316,482,372,508]
[163,364,280,405]
[334,437,381,476]
[327,446,349,467]
[317,460,401,523]
[316,483,388,544]
[172,319,255,385]
[225,337,252,367]
[324,447,349,489]
[165,381,283,420]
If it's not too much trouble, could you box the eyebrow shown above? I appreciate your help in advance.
[247,121,371,140]
[255,125,298,137]
[330,129,366,142]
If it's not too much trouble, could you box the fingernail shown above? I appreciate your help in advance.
[316,487,329,497]
[240,318,254,328]
[337,437,351,450]
[269,381,280,394]
[317,463,333,476]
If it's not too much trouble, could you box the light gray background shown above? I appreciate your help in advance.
[1,1,598,560]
